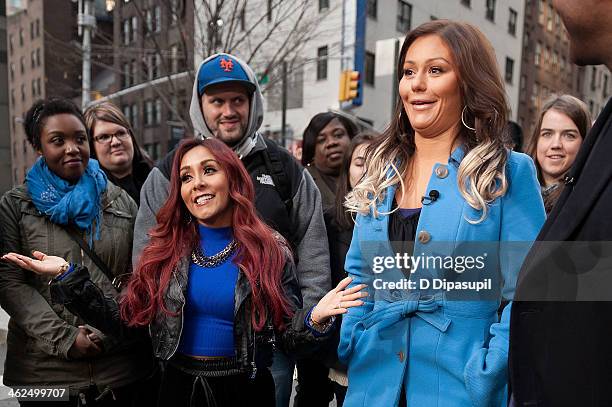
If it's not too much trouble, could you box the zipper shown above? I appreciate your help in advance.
[250,323,257,380]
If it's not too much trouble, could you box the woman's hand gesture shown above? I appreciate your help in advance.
[311,277,368,324]
[2,251,68,277]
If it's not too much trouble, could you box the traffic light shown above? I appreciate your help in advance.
[347,70,360,101]
[338,71,348,102]
[338,70,361,103]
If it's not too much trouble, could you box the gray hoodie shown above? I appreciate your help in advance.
[132,53,331,307]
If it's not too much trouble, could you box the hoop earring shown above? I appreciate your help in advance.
[461,106,476,132]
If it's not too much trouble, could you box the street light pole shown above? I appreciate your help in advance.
[78,0,96,108]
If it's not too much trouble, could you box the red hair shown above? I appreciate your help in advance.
[120,138,293,331]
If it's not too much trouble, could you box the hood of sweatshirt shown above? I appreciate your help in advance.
[189,53,265,158]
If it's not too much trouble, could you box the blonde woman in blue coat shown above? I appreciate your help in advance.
[338,20,546,407]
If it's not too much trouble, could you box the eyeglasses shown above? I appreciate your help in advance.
[93,130,130,145]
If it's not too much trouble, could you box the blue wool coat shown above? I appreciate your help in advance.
[338,147,546,407]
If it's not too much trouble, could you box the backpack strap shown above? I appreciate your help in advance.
[261,138,293,214]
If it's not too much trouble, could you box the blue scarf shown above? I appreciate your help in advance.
[26,157,108,245]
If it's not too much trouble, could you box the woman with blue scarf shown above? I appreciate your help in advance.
[0,98,155,406]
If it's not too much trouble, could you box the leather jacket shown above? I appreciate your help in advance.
[50,244,326,376]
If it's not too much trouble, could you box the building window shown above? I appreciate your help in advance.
[154,54,161,78]
[485,0,496,22]
[19,29,24,46]
[532,81,539,105]
[30,21,35,39]
[37,78,41,97]
[123,105,131,123]
[591,66,597,91]
[397,0,412,33]
[154,6,162,32]
[21,84,25,102]
[123,19,130,45]
[319,0,329,12]
[365,51,375,86]
[544,46,550,68]
[521,74,527,91]
[552,51,558,73]
[123,62,130,87]
[145,143,161,161]
[31,50,36,69]
[20,56,25,74]
[603,74,609,98]
[561,56,566,72]
[31,79,36,98]
[170,45,179,73]
[461,0,471,7]
[547,3,554,31]
[170,0,180,25]
[155,99,162,124]
[10,89,15,106]
[538,0,545,25]
[145,9,153,33]
[535,42,541,66]
[8,34,13,55]
[9,63,14,81]
[131,59,138,84]
[508,8,517,35]
[505,57,514,84]
[145,100,154,125]
[36,48,41,66]
[35,19,40,37]
[316,46,328,80]
[131,104,139,129]
[131,16,138,42]
[367,0,377,19]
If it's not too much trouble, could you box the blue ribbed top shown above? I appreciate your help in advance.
[177,224,238,357]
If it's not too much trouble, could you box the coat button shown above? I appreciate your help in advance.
[435,165,449,179]
[417,230,431,244]
[397,350,405,362]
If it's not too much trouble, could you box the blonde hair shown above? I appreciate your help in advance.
[346,20,510,223]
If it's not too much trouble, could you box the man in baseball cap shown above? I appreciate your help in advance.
[133,53,331,407]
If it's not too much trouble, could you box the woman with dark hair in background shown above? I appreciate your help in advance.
[0,97,154,406]
[3,138,367,407]
[339,20,545,406]
[84,102,153,205]
[295,112,358,406]
[525,94,591,213]
[301,112,358,212]
[325,133,376,406]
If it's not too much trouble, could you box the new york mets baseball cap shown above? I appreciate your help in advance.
[197,54,256,96]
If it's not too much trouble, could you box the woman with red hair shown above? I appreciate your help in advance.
[3,138,367,406]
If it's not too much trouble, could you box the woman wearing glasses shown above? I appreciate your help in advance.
[85,102,153,205]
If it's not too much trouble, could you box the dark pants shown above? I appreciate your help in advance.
[332,382,347,407]
[157,362,275,407]
[294,358,333,407]
[18,378,154,407]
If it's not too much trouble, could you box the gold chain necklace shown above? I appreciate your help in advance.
[191,240,238,268]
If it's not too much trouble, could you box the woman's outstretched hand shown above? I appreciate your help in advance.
[311,277,368,324]
[2,251,68,276]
